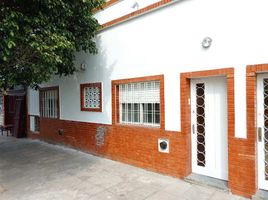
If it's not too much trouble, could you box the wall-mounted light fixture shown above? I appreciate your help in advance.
[80,63,87,71]
[131,1,139,9]
[202,37,212,48]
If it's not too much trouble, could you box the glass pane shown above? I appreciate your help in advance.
[128,103,132,122]
[121,103,126,122]
[196,83,206,167]
[147,104,152,123]
[155,103,160,124]
[133,103,140,123]
[143,103,156,124]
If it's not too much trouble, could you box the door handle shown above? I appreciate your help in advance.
[192,124,195,134]
[258,127,262,142]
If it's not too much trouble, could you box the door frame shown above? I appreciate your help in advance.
[256,73,268,190]
[247,65,268,193]
[180,68,234,181]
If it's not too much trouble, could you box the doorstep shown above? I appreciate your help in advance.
[184,173,229,192]
[252,190,268,200]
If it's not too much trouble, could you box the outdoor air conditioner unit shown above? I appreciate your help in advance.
[158,138,169,153]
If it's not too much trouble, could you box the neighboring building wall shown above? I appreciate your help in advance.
[4,96,15,125]
[27,0,268,198]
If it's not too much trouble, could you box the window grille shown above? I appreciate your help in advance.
[40,87,59,119]
[80,83,102,112]
[84,86,100,108]
[119,81,160,126]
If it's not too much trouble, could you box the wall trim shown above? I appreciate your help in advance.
[94,0,121,13]
[100,0,181,31]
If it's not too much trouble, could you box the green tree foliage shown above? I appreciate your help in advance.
[0,0,103,90]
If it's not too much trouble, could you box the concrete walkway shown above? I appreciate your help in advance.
[0,135,248,200]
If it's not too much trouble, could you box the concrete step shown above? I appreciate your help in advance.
[252,190,268,200]
[184,173,229,192]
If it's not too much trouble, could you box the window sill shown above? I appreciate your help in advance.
[81,108,102,112]
[114,123,161,130]
[40,117,59,120]
[29,130,40,134]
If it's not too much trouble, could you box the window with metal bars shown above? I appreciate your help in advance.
[40,87,59,119]
[119,81,160,127]
[30,115,40,133]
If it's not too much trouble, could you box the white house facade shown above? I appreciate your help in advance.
[27,0,268,197]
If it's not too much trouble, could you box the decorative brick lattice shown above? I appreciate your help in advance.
[84,86,100,109]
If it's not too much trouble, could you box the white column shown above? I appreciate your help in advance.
[165,72,181,132]
[234,67,247,138]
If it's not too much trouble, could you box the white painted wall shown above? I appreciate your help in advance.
[28,0,268,138]
[27,89,39,116]
[95,0,161,25]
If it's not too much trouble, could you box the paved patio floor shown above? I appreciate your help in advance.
[0,135,248,200]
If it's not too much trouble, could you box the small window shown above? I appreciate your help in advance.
[119,81,160,127]
[80,82,102,112]
[40,87,59,119]
[30,115,40,133]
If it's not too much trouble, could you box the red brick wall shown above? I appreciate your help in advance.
[28,118,187,178]
[28,74,189,178]
[27,68,262,198]
[224,65,257,197]
[240,64,268,197]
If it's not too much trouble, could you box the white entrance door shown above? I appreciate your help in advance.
[191,76,228,180]
[257,74,268,190]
